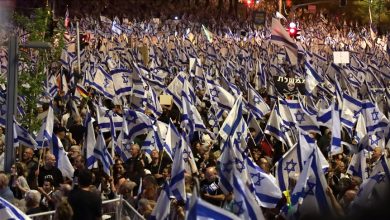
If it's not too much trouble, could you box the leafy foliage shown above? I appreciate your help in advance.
[12,8,65,133]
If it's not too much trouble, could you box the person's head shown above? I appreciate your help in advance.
[25,190,41,208]
[73,116,82,125]
[151,150,159,162]
[142,174,158,189]
[335,160,346,174]
[69,145,81,158]
[54,127,67,139]
[0,173,9,189]
[60,184,72,197]
[54,199,74,220]
[205,167,217,183]
[372,147,383,161]
[113,162,125,177]
[73,155,85,170]
[45,153,57,168]
[23,148,34,162]
[130,144,140,157]
[43,178,54,193]
[118,180,137,199]
[340,189,357,209]
[162,167,170,179]
[13,162,25,177]
[78,169,93,187]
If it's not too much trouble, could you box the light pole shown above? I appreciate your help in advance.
[4,36,51,172]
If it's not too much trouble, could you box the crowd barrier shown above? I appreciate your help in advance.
[28,195,145,220]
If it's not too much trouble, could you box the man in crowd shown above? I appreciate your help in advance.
[200,166,225,207]
[22,147,38,189]
[125,143,148,194]
[37,153,63,188]
[0,173,14,202]
[68,169,102,220]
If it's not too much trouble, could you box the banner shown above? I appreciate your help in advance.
[273,76,306,96]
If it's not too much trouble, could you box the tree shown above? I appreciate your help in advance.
[12,8,65,132]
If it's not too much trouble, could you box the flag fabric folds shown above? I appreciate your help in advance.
[51,135,75,180]
[0,196,31,220]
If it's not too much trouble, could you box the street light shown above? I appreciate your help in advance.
[4,36,51,172]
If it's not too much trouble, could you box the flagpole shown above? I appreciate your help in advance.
[76,21,81,77]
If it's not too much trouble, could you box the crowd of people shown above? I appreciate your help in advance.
[0,2,390,220]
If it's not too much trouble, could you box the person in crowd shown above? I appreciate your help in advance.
[39,177,55,211]
[0,127,5,143]
[118,180,137,207]
[68,116,86,145]
[37,153,64,188]
[200,166,225,207]
[0,139,4,171]
[22,147,39,190]
[68,169,102,220]
[125,143,148,194]
[0,173,14,202]
[68,145,82,164]
[25,190,44,215]
[137,198,155,219]
[9,162,30,199]
[110,159,126,194]
[140,174,159,201]
[146,150,165,185]
[54,199,74,220]
[72,155,85,188]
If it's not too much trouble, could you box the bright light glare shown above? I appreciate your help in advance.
[289,22,296,28]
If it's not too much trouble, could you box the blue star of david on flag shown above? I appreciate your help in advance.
[305,181,316,196]
[183,149,191,163]
[122,75,129,83]
[222,160,234,173]
[250,173,265,186]
[371,110,379,122]
[103,77,110,88]
[209,87,220,98]
[284,159,297,174]
[294,111,305,124]
[369,135,380,146]
[253,96,261,104]
[232,200,244,215]
[235,158,245,173]
[126,112,137,124]
[280,124,289,133]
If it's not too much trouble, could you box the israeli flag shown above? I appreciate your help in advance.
[111,68,132,97]
[94,132,114,175]
[84,111,97,168]
[14,120,37,148]
[95,105,123,133]
[90,66,115,99]
[207,80,235,111]
[123,108,153,142]
[51,134,75,180]
[170,133,186,203]
[36,105,54,148]
[361,100,389,135]
[246,157,282,208]
[232,174,265,220]
[150,182,171,220]
[0,196,31,220]
[247,85,270,119]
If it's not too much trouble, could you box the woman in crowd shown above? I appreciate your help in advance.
[9,162,30,199]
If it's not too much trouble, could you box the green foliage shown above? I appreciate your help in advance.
[12,8,65,133]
